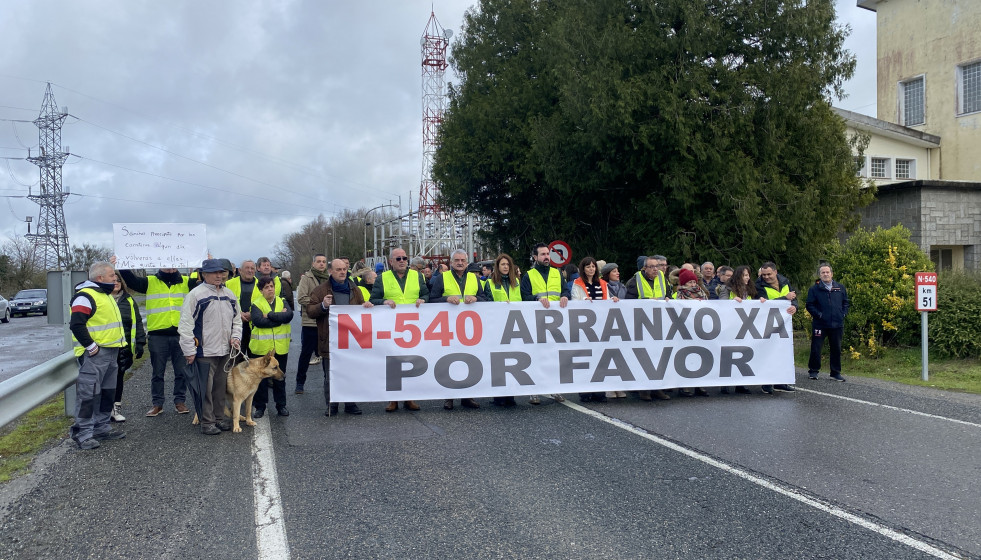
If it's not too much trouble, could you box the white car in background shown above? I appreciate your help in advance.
[0,294,9,323]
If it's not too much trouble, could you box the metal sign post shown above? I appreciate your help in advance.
[915,272,938,381]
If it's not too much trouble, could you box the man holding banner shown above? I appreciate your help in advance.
[115,259,192,417]
[370,247,428,412]
[519,243,570,404]
[429,248,490,410]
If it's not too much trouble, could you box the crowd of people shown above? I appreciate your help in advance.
[65,245,849,449]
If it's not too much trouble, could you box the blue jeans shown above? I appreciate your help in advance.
[149,334,188,406]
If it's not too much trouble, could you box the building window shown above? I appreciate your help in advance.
[896,158,914,179]
[958,60,981,115]
[870,157,890,179]
[900,77,925,126]
[931,248,953,271]
[854,156,866,177]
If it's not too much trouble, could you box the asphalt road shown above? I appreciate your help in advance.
[1,312,979,559]
[0,314,66,384]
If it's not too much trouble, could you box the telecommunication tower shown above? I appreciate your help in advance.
[26,83,70,270]
[419,11,451,219]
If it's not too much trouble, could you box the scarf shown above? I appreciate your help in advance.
[311,268,331,282]
[330,276,350,294]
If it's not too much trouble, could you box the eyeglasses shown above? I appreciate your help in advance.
[394,256,409,262]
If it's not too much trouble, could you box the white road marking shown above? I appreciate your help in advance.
[563,400,963,560]
[252,416,290,560]
[795,387,981,429]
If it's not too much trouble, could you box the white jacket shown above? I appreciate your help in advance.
[178,282,243,358]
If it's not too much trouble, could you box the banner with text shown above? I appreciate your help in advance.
[328,299,795,402]
[113,223,207,270]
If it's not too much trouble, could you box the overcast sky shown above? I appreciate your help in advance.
[0,1,878,267]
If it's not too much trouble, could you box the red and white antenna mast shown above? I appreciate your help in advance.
[419,11,451,220]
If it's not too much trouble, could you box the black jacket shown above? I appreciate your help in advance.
[805,281,849,329]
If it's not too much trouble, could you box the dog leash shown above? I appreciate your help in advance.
[225,343,249,374]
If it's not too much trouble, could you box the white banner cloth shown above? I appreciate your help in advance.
[328,299,795,402]
[113,223,207,270]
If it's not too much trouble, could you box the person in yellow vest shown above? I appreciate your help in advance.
[307,258,372,416]
[487,253,520,407]
[755,261,798,394]
[626,255,672,401]
[226,259,257,354]
[257,256,295,310]
[109,276,146,423]
[249,276,293,418]
[519,243,570,405]
[369,247,428,412]
[69,262,127,449]
[429,249,490,410]
[114,256,191,417]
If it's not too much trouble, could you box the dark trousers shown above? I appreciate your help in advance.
[71,348,119,442]
[114,366,127,402]
[148,334,187,406]
[253,352,288,410]
[295,326,318,386]
[808,327,843,375]
[321,355,355,407]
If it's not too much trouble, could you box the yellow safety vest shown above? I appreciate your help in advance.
[358,286,370,301]
[488,281,516,302]
[440,270,479,301]
[527,267,562,301]
[144,275,189,331]
[381,270,421,304]
[633,271,667,299]
[73,288,126,357]
[762,283,791,300]
[249,296,291,355]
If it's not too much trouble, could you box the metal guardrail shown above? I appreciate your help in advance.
[0,350,78,430]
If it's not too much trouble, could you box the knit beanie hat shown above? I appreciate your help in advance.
[679,268,698,286]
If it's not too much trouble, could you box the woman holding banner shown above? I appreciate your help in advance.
[487,253,520,407]
[571,256,623,402]
[716,266,758,395]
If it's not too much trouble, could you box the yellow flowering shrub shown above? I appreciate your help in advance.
[823,226,933,352]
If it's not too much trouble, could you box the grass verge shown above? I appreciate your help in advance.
[0,354,148,484]
[794,334,981,394]
[0,395,73,483]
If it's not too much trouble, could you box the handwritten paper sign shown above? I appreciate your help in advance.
[113,223,207,270]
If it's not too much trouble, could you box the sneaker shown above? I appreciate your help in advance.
[295,384,305,394]
[201,425,221,435]
[761,385,774,394]
[276,406,290,417]
[604,391,617,399]
[615,391,627,398]
[529,395,541,405]
[830,373,846,382]
[175,403,190,414]
[809,373,818,380]
[77,438,101,450]
[652,390,671,401]
[94,429,126,441]
[111,403,126,423]
[551,394,565,403]
[774,384,796,392]
[309,355,321,365]
[145,405,164,417]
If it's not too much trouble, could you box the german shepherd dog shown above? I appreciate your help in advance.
[192,351,284,432]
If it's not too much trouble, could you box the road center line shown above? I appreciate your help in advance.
[562,400,962,560]
[795,387,981,429]
[252,415,290,560]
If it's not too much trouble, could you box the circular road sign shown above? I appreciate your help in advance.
[548,240,572,267]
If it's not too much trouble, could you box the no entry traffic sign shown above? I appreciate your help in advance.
[548,240,571,267]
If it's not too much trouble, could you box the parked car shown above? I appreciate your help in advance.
[0,294,9,323]
[10,289,47,317]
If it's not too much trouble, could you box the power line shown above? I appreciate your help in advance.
[70,153,358,214]
[66,191,324,219]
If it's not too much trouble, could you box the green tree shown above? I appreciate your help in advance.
[65,243,113,272]
[433,0,872,277]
